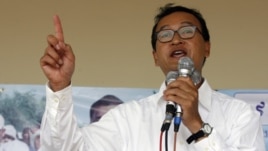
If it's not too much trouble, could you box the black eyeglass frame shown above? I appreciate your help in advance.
[155,25,203,43]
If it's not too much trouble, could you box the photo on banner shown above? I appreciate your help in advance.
[0,84,157,151]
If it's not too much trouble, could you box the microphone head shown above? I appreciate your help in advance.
[191,70,202,85]
[166,71,178,85]
[178,57,194,77]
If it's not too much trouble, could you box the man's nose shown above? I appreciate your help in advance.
[171,32,184,44]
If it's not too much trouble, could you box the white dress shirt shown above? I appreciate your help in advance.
[40,79,265,151]
[0,139,29,151]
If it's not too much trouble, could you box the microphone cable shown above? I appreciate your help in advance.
[173,132,178,151]
[159,129,172,151]
[159,131,163,151]
[173,104,182,151]
[165,129,169,151]
[160,102,175,151]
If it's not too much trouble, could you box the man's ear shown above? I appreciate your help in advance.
[205,41,211,57]
[152,50,159,66]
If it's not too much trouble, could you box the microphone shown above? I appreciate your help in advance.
[174,56,201,132]
[178,56,201,85]
[191,69,202,86]
[178,56,195,77]
[161,71,178,132]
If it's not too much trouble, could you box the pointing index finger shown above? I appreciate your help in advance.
[53,15,64,42]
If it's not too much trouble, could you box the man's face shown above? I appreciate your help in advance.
[23,131,30,140]
[91,105,117,123]
[153,12,210,76]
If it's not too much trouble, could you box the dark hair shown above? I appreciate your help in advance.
[89,95,123,122]
[151,3,210,51]
[22,127,31,135]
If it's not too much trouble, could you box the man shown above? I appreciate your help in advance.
[1,125,29,151]
[21,127,35,151]
[89,95,123,123]
[40,3,265,150]
[32,130,41,151]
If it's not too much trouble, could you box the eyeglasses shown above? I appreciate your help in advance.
[156,26,202,43]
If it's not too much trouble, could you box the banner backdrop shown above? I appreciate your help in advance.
[0,84,267,150]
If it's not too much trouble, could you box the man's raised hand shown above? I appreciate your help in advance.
[40,15,75,91]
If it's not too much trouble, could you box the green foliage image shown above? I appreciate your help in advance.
[0,91,45,131]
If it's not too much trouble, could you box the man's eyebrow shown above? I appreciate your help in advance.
[157,21,195,31]
[158,25,170,31]
[181,21,194,25]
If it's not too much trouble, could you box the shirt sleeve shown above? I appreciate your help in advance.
[40,83,85,151]
[192,104,266,151]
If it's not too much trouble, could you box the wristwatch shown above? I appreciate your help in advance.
[201,123,213,136]
[186,123,213,144]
